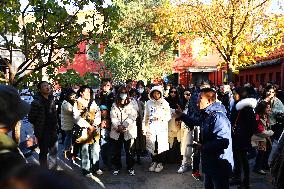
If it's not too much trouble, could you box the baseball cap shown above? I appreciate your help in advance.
[0,85,30,129]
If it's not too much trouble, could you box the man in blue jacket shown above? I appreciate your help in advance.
[175,88,233,189]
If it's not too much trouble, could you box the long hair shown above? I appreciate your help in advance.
[255,100,269,118]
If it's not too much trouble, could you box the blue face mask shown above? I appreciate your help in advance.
[120,93,127,100]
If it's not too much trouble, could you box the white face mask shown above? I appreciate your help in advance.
[138,88,144,94]
[120,93,128,100]
[73,88,79,93]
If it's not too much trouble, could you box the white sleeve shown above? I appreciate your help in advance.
[73,101,91,128]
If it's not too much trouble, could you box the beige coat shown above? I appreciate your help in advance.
[73,97,101,128]
[110,102,138,141]
[61,100,74,131]
[143,86,171,154]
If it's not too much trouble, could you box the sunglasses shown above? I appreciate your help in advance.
[170,91,177,94]
[184,94,191,96]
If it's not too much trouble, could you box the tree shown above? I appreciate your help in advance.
[0,0,105,87]
[50,69,100,89]
[99,0,174,83]
[155,0,284,80]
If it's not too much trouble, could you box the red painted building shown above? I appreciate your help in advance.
[59,41,105,76]
[236,47,284,89]
[172,37,224,87]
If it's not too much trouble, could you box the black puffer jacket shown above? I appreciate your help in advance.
[232,98,258,150]
[28,93,57,140]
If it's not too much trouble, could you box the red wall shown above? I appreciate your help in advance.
[59,42,104,76]
[236,62,284,88]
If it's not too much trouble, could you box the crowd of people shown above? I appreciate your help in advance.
[0,79,284,189]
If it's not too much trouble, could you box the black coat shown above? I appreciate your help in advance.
[232,98,258,150]
[28,94,57,141]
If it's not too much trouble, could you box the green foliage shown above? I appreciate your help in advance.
[0,0,105,87]
[99,0,174,83]
[50,69,100,88]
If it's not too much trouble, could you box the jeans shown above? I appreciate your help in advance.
[254,150,265,171]
[111,134,134,170]
[81,142,100,173]
[100,129,112,169]
[204,174,229,189]
[64,130,72,151]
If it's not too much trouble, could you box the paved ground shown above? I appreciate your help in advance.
[21,120,273,189]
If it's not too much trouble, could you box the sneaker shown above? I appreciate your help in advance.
[128,169,135,176]
[155,163,164,173]
[253,169,266,175]
[113,170,120,176]
[192,171,202,180]
[84,173,94,178]
[96,169,103,175]
[177,164,188,174]
[149,162,157,172]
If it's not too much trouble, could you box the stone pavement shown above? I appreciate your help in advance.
[21,121,273,189]
[26,145,273,189]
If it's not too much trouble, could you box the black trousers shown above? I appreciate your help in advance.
[111,134,134,170]
[192,148,201,172]
[38,134,57,169]
[233,149,250,186]
[204,174,229,189]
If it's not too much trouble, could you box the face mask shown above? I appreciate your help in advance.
[73,88,79,93]
[120,93,127,100]
[138,88,144,94]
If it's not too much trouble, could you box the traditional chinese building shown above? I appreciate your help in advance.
[236,46,284,89]
[171,37,224,87]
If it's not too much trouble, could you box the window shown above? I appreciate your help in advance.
[174,40,180,57]
[269,73,273,82]
[240,76,244,85]
[260,73,266,83]
[256,74,260,82]
[276,72,281,84]
[234,75,239,82]
[249,75,253,83]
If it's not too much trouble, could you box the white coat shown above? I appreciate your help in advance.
[110,102,138,141]
[143,86,171,154]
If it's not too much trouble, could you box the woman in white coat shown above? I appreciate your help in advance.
[110,86,138,176]
[143,86,171,173]
[61,90,76,159]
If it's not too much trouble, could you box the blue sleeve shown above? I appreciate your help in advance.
[202,113,230,153]
[179,113,197,130]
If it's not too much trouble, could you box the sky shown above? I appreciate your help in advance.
[20,0,284,13]
[20,0,112,12]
